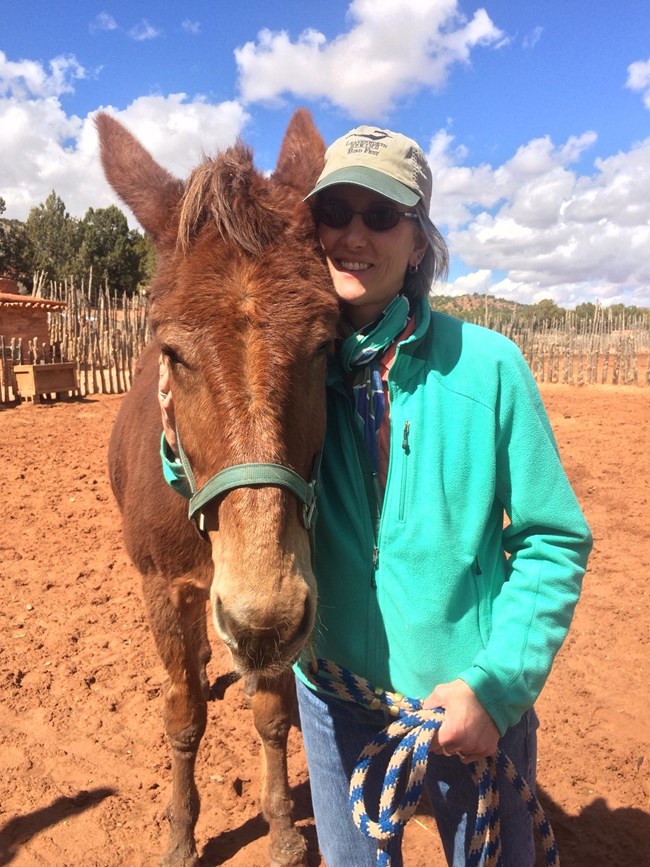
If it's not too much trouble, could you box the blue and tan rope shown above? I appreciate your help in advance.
[306,657,559,867]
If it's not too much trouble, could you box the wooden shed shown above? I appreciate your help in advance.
[0,279,67,354]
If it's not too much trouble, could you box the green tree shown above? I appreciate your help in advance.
[574,302,596,321]
[74,205,146,298]
[0,219,33,282]
[25,191,79,282]
[131,230,156,293]
[532,298,564,323]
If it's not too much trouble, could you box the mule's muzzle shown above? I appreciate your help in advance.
[213,593,315,675]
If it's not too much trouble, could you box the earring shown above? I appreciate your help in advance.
[408,263,419,274]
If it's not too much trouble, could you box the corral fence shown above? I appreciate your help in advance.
[1,279,149,404]
[1,283,649,405]
[463,307,650,386]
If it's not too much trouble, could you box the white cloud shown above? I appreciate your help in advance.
[1,33,648,309]
[0,50,86,99]
[90,12,118,33]
[128,20,163,42]
[429,130,650,306]
[182,20,201,36]
[234,0,504,117]
[626,57,650,109]
[444,269,492,297]
[522,26,543,50]
[0,52,250,223]
[103,94,250,180]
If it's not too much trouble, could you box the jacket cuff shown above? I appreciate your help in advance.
[160,433,192,500]
[458,666,520,736]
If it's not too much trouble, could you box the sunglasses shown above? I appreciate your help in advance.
[315,200,419,232]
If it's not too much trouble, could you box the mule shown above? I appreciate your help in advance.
[99,109,338,867]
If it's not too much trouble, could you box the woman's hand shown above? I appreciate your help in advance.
[158,354,178,456]
[423,679,500,764]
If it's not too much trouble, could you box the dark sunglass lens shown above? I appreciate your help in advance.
[365,206,401,231]
[318,201,352,228]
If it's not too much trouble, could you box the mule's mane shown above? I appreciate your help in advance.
[177,142,291,256]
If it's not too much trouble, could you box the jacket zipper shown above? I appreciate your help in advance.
[398,420,410,522]
[371,546,379,588]
[370,470,382,587]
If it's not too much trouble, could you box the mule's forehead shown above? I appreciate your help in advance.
[152,224,335,328]
[153,279,336,352]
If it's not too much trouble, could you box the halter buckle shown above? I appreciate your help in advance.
[302,481,317,530]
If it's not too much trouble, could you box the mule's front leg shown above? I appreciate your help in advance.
[162,681,207,867]
[251,671,307,867]
[144,575,210,867]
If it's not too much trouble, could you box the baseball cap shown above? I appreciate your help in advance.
[305,125,432,209]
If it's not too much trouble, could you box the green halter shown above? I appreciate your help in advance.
[175,428,320,537]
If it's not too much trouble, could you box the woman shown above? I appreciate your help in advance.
[160,125,592,866]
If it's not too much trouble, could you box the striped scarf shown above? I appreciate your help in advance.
[339,294,410,474]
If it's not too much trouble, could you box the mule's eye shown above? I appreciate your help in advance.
[161,345,184,367]
[315,340,333,357]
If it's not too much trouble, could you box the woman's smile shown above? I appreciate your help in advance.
[337,259,372,272]
[317,184,427,328]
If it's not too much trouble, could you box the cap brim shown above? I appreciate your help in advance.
[305,166,420,207]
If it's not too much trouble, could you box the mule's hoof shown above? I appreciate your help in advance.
[160,856,199,867]
[269,827,307,867]
[159,844,200,867]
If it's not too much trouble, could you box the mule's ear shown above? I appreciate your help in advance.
[95,112,184,243]
[272,109,326,197]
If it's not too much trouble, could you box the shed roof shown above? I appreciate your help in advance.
[0,293,67,310]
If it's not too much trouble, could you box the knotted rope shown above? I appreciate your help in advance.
[306,658,559,867]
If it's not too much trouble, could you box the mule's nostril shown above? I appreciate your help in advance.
[288,595,314,648]
[213,595,239,650]
[213,594,225,629]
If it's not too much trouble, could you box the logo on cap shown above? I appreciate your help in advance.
[346,130,393,142]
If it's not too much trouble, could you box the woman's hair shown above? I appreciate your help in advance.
[403,200,449,302]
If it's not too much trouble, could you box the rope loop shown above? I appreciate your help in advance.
[306,658,560,867]
[350,709,443,842]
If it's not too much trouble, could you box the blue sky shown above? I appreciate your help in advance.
[1,0,649,307]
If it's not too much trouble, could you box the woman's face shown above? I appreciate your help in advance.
[316,184,428,329]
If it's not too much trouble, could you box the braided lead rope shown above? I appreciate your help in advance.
[306,658,559,867]
[497,751,559,866]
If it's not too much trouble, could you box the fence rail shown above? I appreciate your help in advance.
[1,284,649,404]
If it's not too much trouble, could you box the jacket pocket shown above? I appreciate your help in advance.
[471,556,490,647]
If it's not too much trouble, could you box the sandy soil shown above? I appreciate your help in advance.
[1,385,648,867]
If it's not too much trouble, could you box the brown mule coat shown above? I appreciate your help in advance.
[100,109,337,867]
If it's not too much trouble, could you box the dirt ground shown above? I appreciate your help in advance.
[1,384,648,867]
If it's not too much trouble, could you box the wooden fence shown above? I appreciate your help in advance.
[490,310,650,386]
[1,283,649,404]
[1,280,149,403]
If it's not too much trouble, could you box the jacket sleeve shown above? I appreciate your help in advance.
[160,433,192,500]
[458,347,593,733]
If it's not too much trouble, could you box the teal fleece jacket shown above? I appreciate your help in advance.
[162,300,592,734]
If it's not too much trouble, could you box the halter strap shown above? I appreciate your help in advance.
[189,462,317,531]
[175,426,320,535]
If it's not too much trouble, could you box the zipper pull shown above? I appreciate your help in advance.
[402,420,411,452]
[371,546,379,588]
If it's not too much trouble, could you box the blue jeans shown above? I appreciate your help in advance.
[296,677,538,867]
